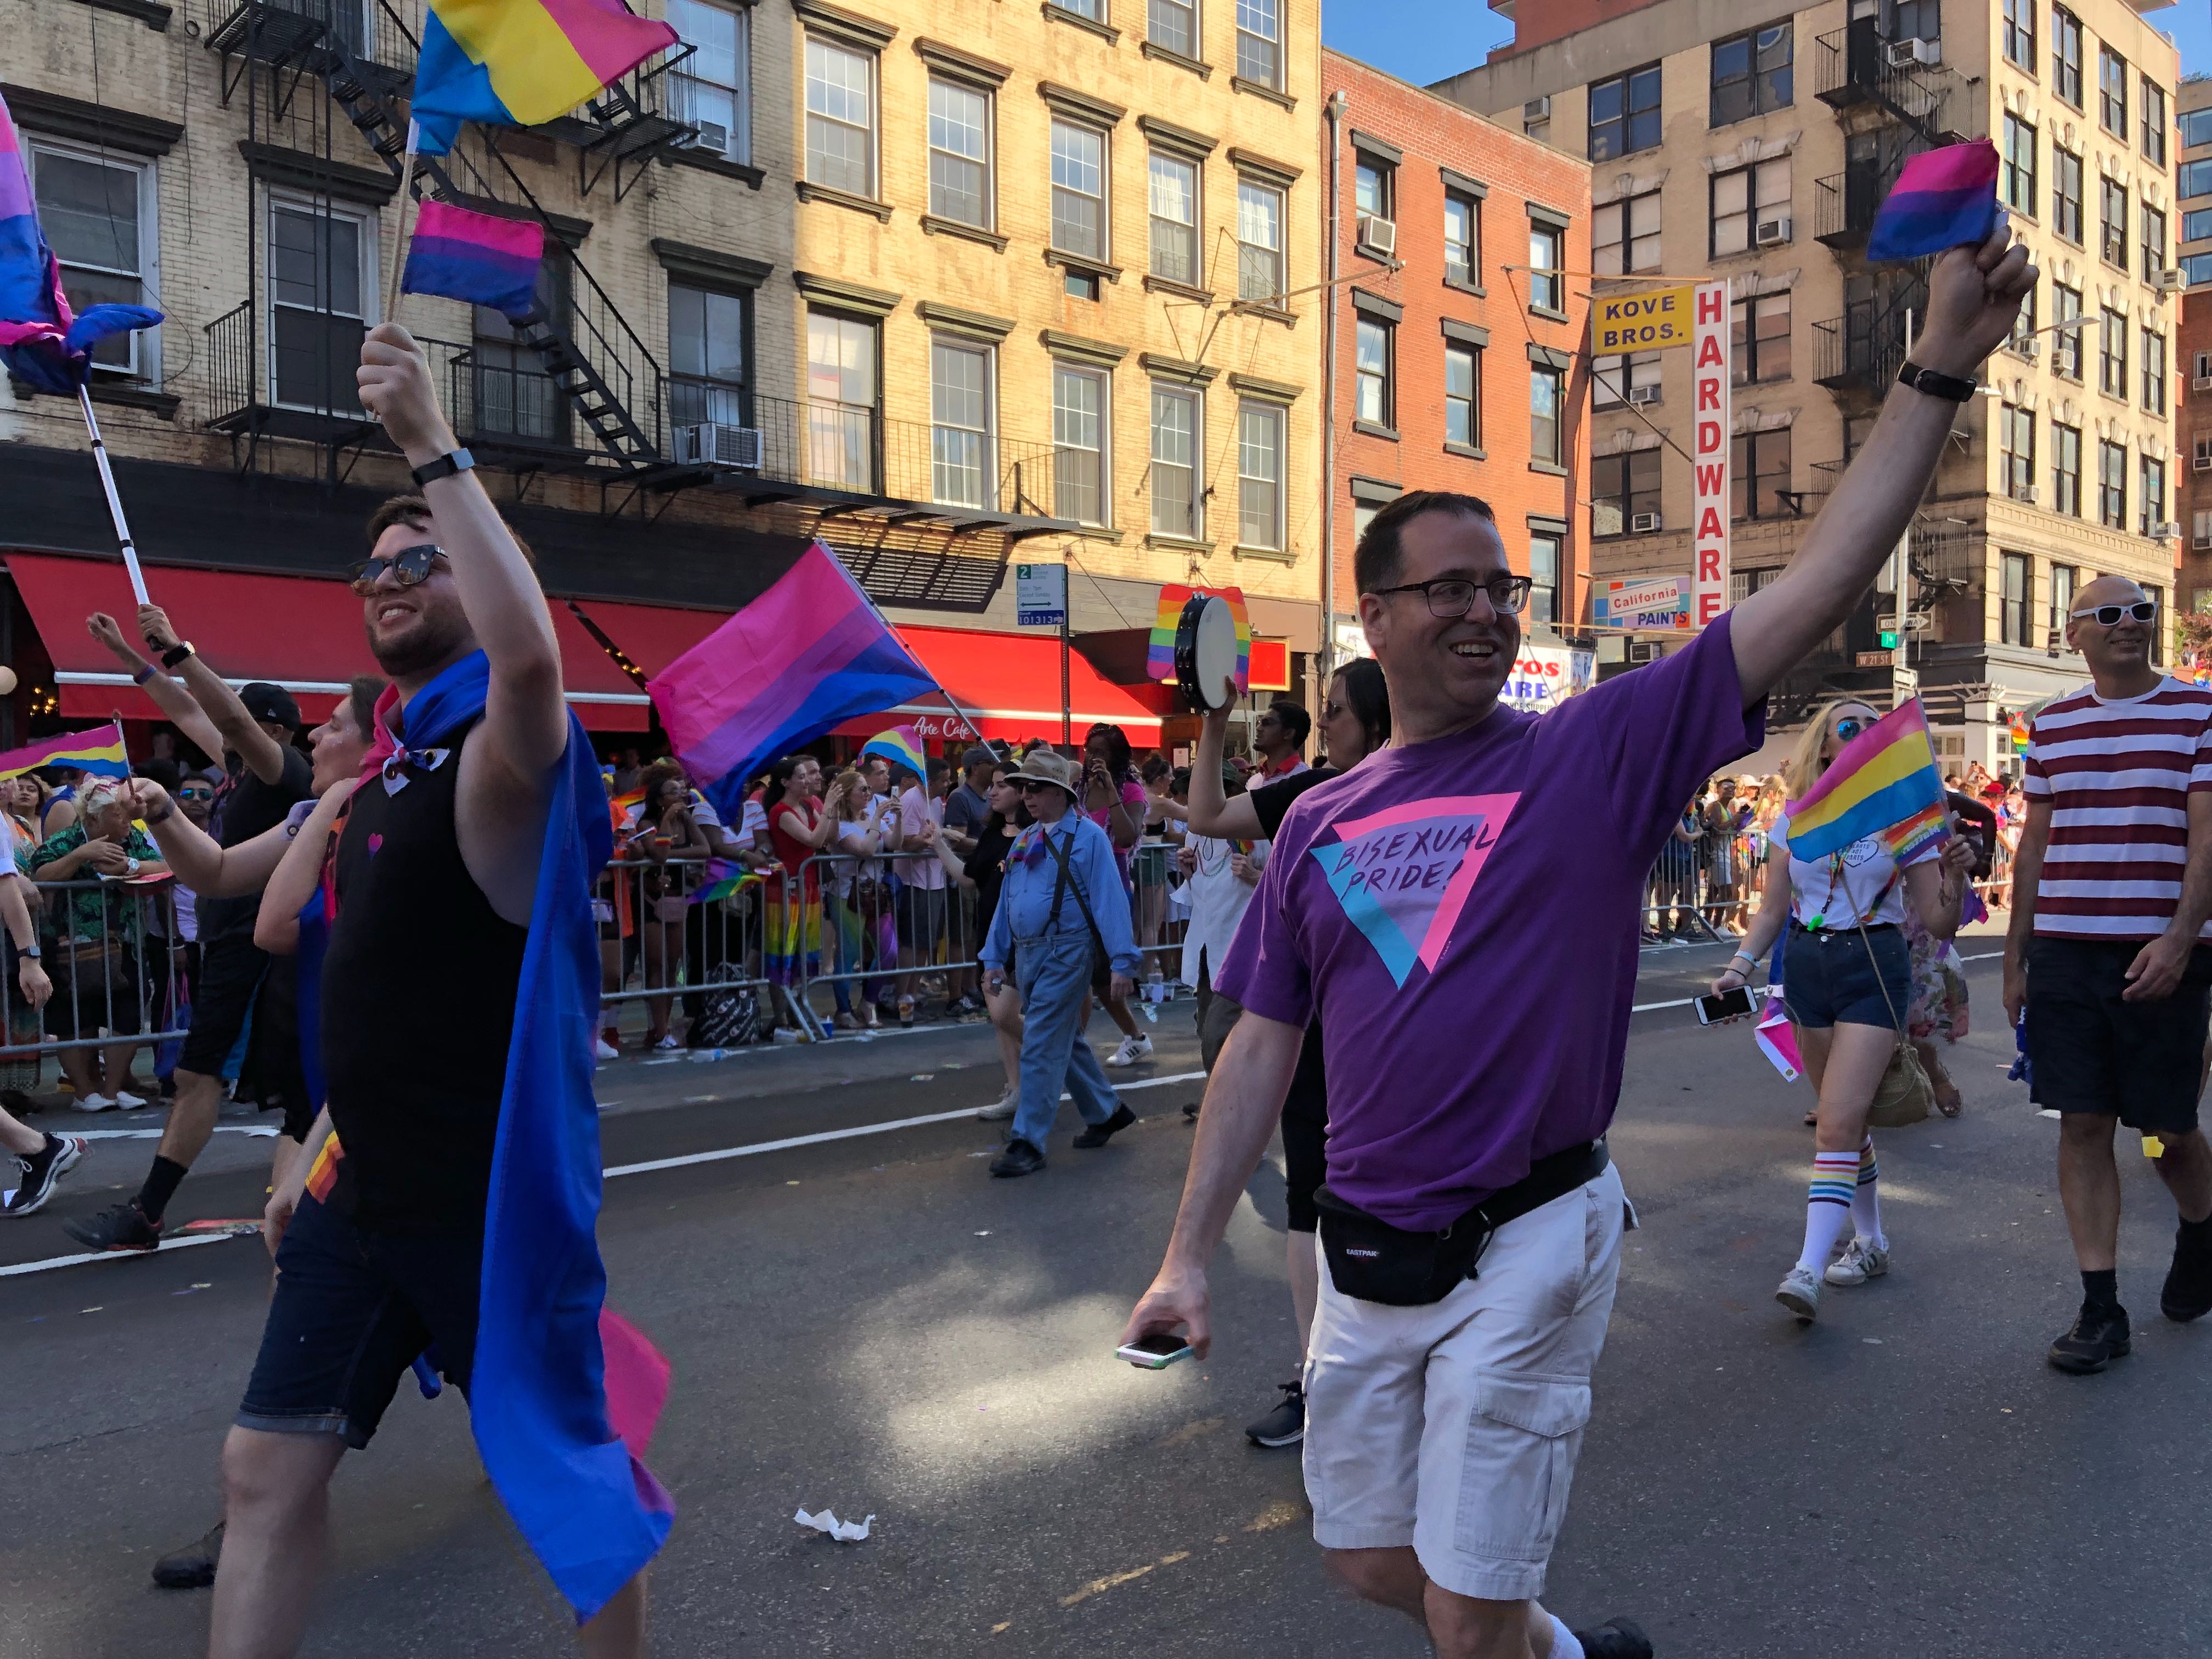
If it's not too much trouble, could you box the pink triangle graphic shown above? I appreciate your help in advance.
[1319,793,1520,980]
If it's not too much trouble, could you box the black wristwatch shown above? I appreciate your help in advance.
[1895,360,1977,402]
[20,943,40,960]
[160,640,195,669]
[410,448,476,487]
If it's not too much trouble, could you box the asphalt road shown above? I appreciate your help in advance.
[8,926,2212,1658]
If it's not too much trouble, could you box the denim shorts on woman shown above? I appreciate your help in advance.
[1782,922,1910,1030]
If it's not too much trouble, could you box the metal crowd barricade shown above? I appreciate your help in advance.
[0,877,188,1086]
[792,849,984,1030]
[594,853,782,1040]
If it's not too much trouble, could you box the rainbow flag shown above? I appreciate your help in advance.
[1146,584,1252,690]
[862,725,925,781]
[1782,698,1946,862]
[409,0,679,156]
[2008,712,2032,754]
[0,721,128,782]
[687,858,761,906]
[1868,140,2000,263]
[401,200,544,318]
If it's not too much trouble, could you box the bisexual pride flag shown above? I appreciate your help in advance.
[1782,698,1948,863]
[409,0,678,155]
[1867,140,2001,263]
[401,200,544,319]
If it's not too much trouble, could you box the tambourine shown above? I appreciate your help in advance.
[1174,593,1240,712]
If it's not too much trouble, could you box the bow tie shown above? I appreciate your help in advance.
[380,744,451,795]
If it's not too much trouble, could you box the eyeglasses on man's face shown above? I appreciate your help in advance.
[1370,574,1533,619]
[349,543,449,594]
[2069,600,2157,627]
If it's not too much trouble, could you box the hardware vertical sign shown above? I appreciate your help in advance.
[1689,281,1731,630]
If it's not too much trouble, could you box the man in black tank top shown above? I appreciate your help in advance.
[208,325,649,1658]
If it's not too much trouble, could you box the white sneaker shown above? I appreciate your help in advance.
[110,1090,146,1109]
[595,1039,620,1061]
[71,1093,115,1114]
[1105,1034,1154,1068]
[977,1090,1018,1122]
[1825,1236,1891,1286]
[1775,1264,1823,1322]
[653,1034,680,1051]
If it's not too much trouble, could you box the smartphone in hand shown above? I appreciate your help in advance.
[1116,1332,1195,1370]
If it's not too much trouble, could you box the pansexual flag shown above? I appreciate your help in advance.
[1782,698,1948,863]
[1753,992,1802,1085]
[1867,140,2001,263]
[409,0,679,155]
[400,200,544,318]
[0,720,128,782]
[862,725,926,782]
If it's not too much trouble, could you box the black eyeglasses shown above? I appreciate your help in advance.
[1369,574,1533,619]
[348,543,448,594]
[2069,600,2157,627]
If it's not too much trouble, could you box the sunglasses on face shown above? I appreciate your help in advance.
[348,543,448,595]
[1834,717,1871,742]
[2069,600,2157,627]
[178,786,214,800]
[1018,781,1057,794]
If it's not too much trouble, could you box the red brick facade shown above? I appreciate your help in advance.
[1321,51,1594,649]
[2182,290,2212,611]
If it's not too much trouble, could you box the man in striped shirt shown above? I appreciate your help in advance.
[2004,574,2212,1375]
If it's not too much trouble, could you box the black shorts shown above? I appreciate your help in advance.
[236,960,313,1141]
[236,1194,481,1449]
[895,884,947,947]
[178,935,269,1077]
[2026,936,2212,1135]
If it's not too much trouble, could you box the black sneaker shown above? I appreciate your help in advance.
[2047,1300,2132,1373]
[151,1520,223,1589]
[1244,1381,1305,1448]
[2161,1224,2212,1322]
[4,1133,86,1217]
[1073,1105,1137,1149]
[1573,1619,1654,1659]
[989,1138,1047,1178]
[63,1199,162,1254]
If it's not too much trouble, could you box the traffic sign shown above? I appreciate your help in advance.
[1015,562,1067,627]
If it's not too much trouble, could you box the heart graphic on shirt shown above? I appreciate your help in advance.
[1308,793,1519,988]
[367,833,383,856]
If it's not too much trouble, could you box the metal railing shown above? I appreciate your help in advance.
[0,882,189,1107]
[718,393,1069,517]
[1812,24,1961,143]
[1812,310,1911,393]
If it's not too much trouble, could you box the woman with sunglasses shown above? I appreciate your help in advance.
[1713,699,1974,1322]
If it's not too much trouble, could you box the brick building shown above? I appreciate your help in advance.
[1317,50,1593,679]
[2180,71,2211,286]
[2182,287,2212,605]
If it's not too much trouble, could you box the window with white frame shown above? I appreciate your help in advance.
[668,280,749,428]
[1147,0,1196,58]
[1711,158,1789,257]
[1234,0,1280,86]
[930,337,994,509]
[667,0,749,162]
[805,311,876,490]
[1528,533,1560,628]
[1052,363,1108,526]
[2053,422,2082,514]
[1531,363,1562,463]
[2053,145,2083,242]
[2053,282,2084,379]
[2099,44,2126,138]
[1148,151,1199,285]
[1052,0,1105,20]
[1528,218,1564,311]
[1354,317,1392,426]
[2052,6,2082,106]
[1051,119,1107,259]
[2098,437,2126,528]
[1593,351,1662,408]
[2144,327,2168,414]
[1237,179,1284,302]
[1444,190,1479,285]
[804,36,875,196]
[2140,453,2166,537]
[1444,341,1480,447]
[1150,384,1201,537]
[1594,190,1660,275]
[29,140,156,377]
[927,77,991,227]
[1237,401,1283,550]
[2002,112,2036,214]
[268,197,371,413]
[1999,401,2035,501]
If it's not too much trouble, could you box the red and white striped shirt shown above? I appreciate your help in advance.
[2022,678,2212,941]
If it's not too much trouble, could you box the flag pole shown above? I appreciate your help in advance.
[820,537,991,749]
[75,387,150,607]
[383,122,421,323]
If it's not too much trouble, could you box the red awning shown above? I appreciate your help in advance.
[568,597,725,680]
[7,552,654,730]
[825,623,1163,746]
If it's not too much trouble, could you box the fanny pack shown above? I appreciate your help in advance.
[1314,1140,1610,1307]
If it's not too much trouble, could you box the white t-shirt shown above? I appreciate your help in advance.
[1769,816,1939,930]
[1179,833,1270,986]
[827,818,875,898]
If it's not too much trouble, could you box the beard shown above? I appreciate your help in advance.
[366,602,474,679]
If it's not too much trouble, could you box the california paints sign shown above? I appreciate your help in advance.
[1595,575,1689,631]
[1689,281,1731,630]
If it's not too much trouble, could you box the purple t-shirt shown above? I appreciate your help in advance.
[1215,615,1762,1230]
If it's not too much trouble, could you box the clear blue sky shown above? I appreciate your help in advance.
[1322,1,2210,89]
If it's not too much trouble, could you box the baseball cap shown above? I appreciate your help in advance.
[240,682,301,731]
[962,744,998,770]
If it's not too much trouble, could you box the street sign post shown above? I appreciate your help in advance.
[1015,562,1068,628]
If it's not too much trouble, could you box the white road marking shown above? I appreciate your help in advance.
[0,1231,242,1280]
[1631,950,2005,1015]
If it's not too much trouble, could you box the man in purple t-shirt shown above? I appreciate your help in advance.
[1122,233,2031,1659]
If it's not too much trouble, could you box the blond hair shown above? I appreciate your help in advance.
[831,768,869,819]
[1784,699,1881,799]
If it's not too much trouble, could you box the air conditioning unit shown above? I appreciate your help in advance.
[2015,336,2040,360]
[682,120,730,154]
[1754,216,1792,246]
[2155,268,2186,294]
[674,422,763,469]
[1630,511,1663,532]
[2193,454,2212,472]
[1885,36,1941,67]
[2154,520,2182,539]
[1523,95,1552,121]
[1627,640,1661,664]
[2019,484,2040,504]
[1357,214,1398,257]
[1627,383,1660,405]
[2196,532,2212,550]
[2196,375,2212,390]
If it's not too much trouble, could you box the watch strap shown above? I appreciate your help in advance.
[160,640,195,669]
[410,447,476,487]
[1895,360,1977,402]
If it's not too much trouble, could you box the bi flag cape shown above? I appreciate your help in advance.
[1867,140,2000,263]
[648,540,939,820]
[410,0,679,155]
[0,721,128,781]
[1782,698,1948,863]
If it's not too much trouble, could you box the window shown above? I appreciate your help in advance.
[2050,565,2077,640]
[1999,402,2035,501]
[927,77,991,227]
[1355,155,1394,247]
[1150,385,1201,537]
[2001,552,2031,646]
[2183,159,2212,200]
[2100,305,2128,396]
[2098,438,2126,528]
[268,198,370,413]
[2147,583,2165,662]
[1710,22,1791,127]
[2053,421,2082,515]
[2140,454,2166,537]
[1052,0,1103,19]
[1237,402,1284,550]
[472,259,565,442]
[2101,176,2128,266]
[2143,328,2167,413]
[2192,252,2212,287]
[1593,190,1661,276]
[2199,432,2212,466]
[1051,120,1107,259]
[2002,0,2034,69]
[1710,158,1789,257]
[668,0,750,161]
[1592,450,1662,537]
[2052,7,2082,106]
[2002,114,2037,215]
[1732,292,1791,384]
[930,337,994,509]
[2143,80,2168,168]
[668,280,749,430]
[28,142,154,376]
[1052,363,1107,526]
[1528,534,1560,629]
[1147,0,1195,58]
[1354,317,1392,427]
[1234,0,1280,86]
[1444,343,1480,447]
[1528,219,1564,312]
[2186,208,2212,242]
[2143,202,2167,281]
[1588,64,1661,161]
[2100,47,2126,138]
[2053,146,2083,242]
[805,311,876,490]
[1593,351,1661,407]
[1531,365,1562,463]
[1444,191,1479,286]
[2185,109,2212,150]
[804,36,874,195]
[1892,0,1938,43]
[2009,276,2039,353]
[1148,152,1198,284]
[1730,428,1791,520]
[2199,349,2212,383]
[2053,282,2084,379]
[1237,180,1284,302]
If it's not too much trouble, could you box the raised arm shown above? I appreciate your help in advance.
[135,605,290,785]
[1729,230,2033,706]
[87,612,225,764]
[253,782,354,955]
[126,778,289,897]
[1186,685,1264,840]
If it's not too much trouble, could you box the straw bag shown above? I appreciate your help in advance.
[1859,916,1932,1130]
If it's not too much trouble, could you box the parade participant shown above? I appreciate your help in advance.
[208,324,665,1657]
[1082,723,1152,1066]
[2004,576,2212,1375]
[1254,698,1312,780]
[1709,700,1971,1321]
[921,761,1030,1116]
[1121,231,2030,1659]
[979,749,1141,1177]
[1177,765,1267,1071]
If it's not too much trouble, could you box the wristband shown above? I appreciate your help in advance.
[1896,360,1977,402]
[143,801,172,826]
[160,640,195,669]
[409,447,476,487]
[131,662,157,686]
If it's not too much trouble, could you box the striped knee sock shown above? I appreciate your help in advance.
[1795,1150,1860,1273]
[1850,1135,1886,1250]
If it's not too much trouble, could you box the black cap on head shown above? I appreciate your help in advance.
[240,682,301,732]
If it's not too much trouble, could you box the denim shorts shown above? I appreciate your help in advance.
[1782,922,1910,1031]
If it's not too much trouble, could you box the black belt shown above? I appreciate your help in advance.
[1791,920,1899,937]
